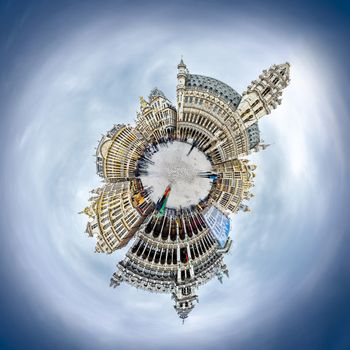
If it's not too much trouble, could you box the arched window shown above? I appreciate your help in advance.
[262,87,271,97]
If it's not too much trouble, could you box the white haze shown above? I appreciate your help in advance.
[2,13,346,349]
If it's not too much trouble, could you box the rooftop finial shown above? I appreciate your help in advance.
[178,56,186,69]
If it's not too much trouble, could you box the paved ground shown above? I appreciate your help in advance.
[140,141,212,208]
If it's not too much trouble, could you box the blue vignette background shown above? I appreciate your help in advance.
[0,0,349,349]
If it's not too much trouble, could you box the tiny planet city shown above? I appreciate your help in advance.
[81,59,290,321]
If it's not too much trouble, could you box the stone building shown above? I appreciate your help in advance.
[176,59,244,164]
[136,88,177,143]
[96,124,147,182]
[176,60,290,161]
[84,180,153,253]
[110,206,230,319]
[83,59,290,320]
[210,159,256,214]
[236,63,290,130]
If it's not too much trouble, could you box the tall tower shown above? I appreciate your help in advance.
[236,63,290,129]
[176,58,188,137]
[172,285,198,322]
[177,58,187,89]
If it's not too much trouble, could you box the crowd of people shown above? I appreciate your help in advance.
[134,133,175,177]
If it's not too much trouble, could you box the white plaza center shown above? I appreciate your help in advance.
[140,141,212,208]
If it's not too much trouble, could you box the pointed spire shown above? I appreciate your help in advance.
[276,62,290,81]
[177,56,186,69]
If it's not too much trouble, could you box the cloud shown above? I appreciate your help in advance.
[1,6,348,349]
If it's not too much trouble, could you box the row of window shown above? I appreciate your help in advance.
[132,233,215,265]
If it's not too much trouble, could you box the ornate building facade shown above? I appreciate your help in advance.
[96,124,148,182]
[82,59,290,320]
[84,180,153,253]
[136,88,177,143]
[210,159,256,214]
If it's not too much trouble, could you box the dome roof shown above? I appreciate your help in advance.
[148,87,166,101]
[185,74,241,109]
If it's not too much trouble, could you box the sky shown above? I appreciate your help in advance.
[0,0,349,349]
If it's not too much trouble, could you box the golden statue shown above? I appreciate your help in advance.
[139,96,149,109]
[79,206,94,218]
